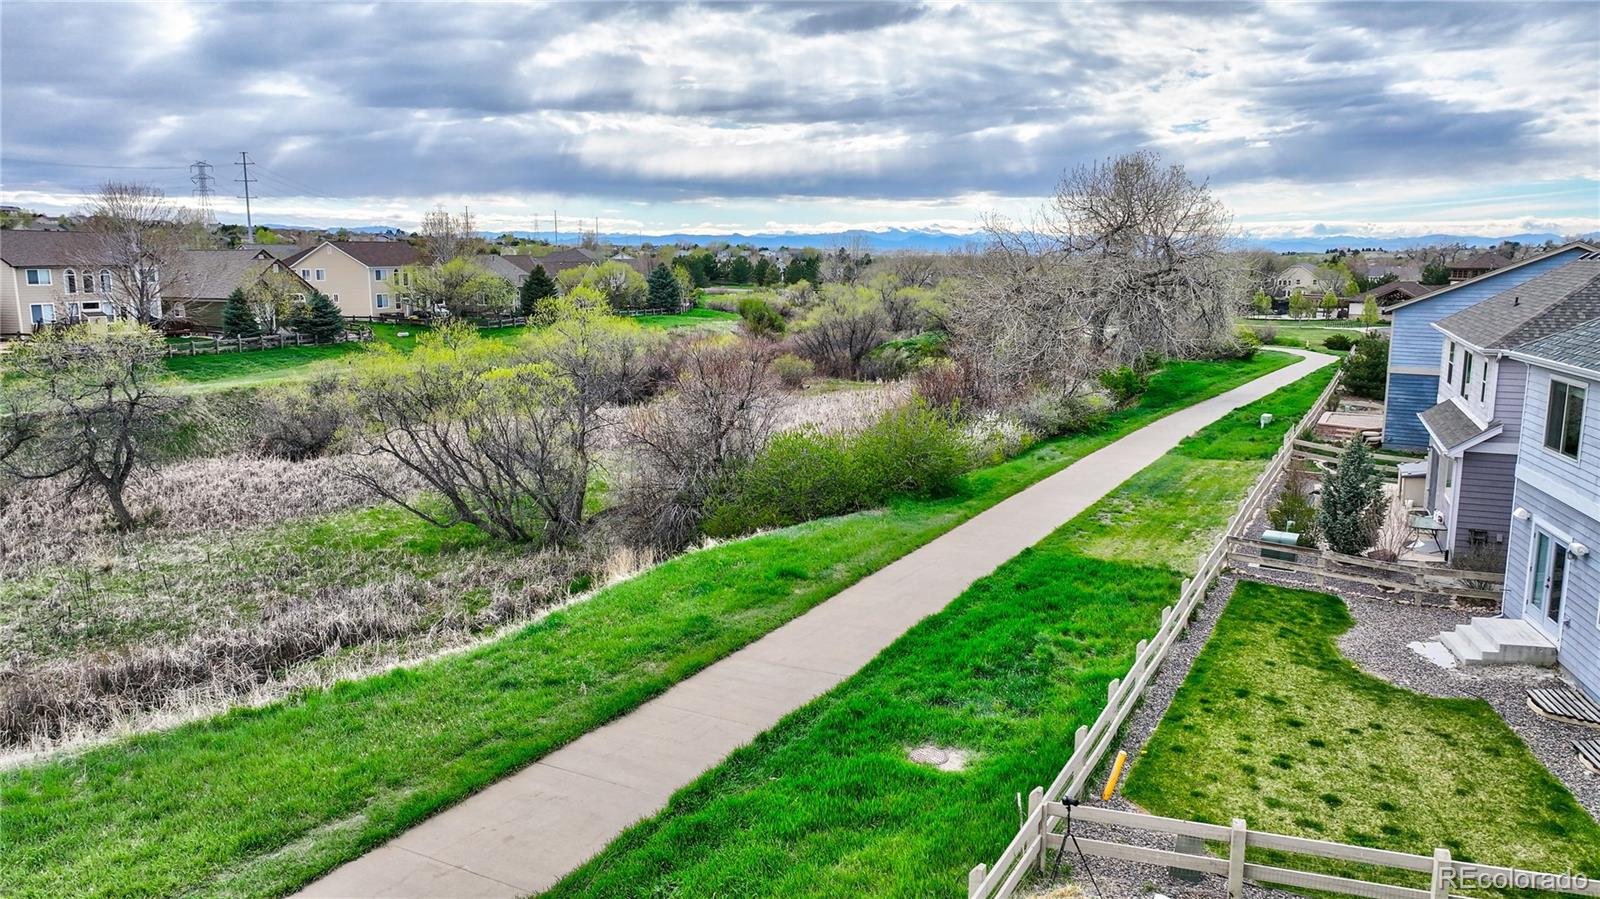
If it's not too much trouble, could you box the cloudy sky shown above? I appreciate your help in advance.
[2,1,1597,239]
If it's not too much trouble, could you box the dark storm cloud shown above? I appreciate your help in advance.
[0,0,1594,207]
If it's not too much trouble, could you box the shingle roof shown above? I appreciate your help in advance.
[0,230,115,266]
[1384,241,1600,313]
[167,249,302,301]
[1434,259,1600,350]
[1361,281,1436,306]
[1511,317,1600,377]
[1452,251,1511,271]
[475,254,531,283]
[1419,400,1494,452]
[327,240,423,267]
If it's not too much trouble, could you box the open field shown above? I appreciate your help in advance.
[1123,580,1600,882]
[544,365,1335,897]
[0,353,1296,899]
[1243,318,1389,351]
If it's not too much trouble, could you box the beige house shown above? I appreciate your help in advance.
[0,230,154,336]
[1271,263,1337,298]
[282,240,423,317]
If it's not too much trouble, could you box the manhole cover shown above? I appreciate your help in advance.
[907,744,970,771]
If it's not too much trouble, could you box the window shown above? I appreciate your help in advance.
[1543,380,1586,459]
[1446,341,1456,386]
[300,268,310,279]
[1462,351,1474,394]
[99,270,112,293]
[80,270,95,293]
[374,268,386,281]
[315,269,325,281]
[65,270,77,294]
[29,303,54,324]
[24,268,51,286]
[376,294,388,309]
[1479,360,1488,403]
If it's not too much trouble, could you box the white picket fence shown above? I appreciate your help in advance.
[965,363,1595,899]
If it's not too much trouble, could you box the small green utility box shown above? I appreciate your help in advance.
[1260,529,1300,563]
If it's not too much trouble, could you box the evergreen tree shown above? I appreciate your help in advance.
[1317,438,1384,554]
[1421,260,1450,285]
[646,263,683,312]
[297,291,346,342]
[221,287,262,338]
[519,264,557,316]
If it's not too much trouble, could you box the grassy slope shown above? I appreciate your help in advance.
[545,366,1336,898]
[1124,580,1600,881]
[0,353,1296,898]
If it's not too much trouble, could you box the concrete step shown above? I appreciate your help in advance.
[1434,618,1557,667]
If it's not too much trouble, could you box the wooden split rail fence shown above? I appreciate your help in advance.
[1291,438,1413,477]
[1227,535,1503,604]
[165,331,370,357]
[965,365,1573,899]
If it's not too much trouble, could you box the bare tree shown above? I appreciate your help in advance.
[75,182,196,325]
[616,341,784,550]
[789,284,889,378]
[948,151,1240,396]
[418,206,477,263]
[1,322,180,530]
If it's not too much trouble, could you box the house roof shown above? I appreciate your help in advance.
[0,230,116,266]
[168,249,310,301]
[1509,316,1600,378]
[1450,251,1511,272]
[1360,281,1436,306]
[1434,259,1600,351]
[1418,399,1498,453]
[283,240,423,268]
[475,254,531,283]
[1384,241,1600,313]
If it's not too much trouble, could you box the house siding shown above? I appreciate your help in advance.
[1384,247,1591,450]
[1491,358,1527,446]
[1451,451,1516,562]
[1502,363,1600,702]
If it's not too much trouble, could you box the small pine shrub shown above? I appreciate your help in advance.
[1342,335,1389,399]
[1322,333,1354,351]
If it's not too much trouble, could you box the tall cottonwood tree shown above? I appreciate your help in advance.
[75,182,195,324]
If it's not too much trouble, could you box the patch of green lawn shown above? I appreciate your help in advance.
[0,352,1296,899]
[633,307,741,329]
[1175,363,1335,461]
[1124,580,1600,883]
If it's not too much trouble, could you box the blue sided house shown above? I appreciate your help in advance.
[1383,241,1598,451]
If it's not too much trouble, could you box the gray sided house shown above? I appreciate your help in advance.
[1500,317,1600,701]
[1384,241,1598,450]
[167,249,314,329]
[1420,258,1600,561]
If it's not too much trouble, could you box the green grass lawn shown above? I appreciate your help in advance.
[544,365,1337,898]
[1124,580,1600,884]
[0,353,1296,899]
[634,306,741,329]
[1243,318,1387,351]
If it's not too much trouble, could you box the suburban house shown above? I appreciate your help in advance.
[163,248,314,330]
[281,240,423,317]
[1347,280,1436,317]
[476,253,538,289]
[1449,250,1512,282]
[0,230,155,336]
[1271,263,1335,297]
[1482,316,1600,700]
[1416,257,1600,561]
[1381,240,1598,450]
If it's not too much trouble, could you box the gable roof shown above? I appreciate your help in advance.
[1450,250,1510,272]
[283,240,423,269]
[1385,240,1600,313]
[168,249,311,301]
[1360,280,1436,306]
[0,230,118,266]
[1419,399,1500,453]
[1509,316,1600,378]
[475,254,532,283]
[1434,259,1600,351]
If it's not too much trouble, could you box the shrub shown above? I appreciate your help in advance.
[911,358,981,411]
[1098,366,1150,406]
[738,296,786,339]
[1014,388,1110,438]
[1234,325,1263,349]
[1342,335,1389,399]
[1317,439,1384,554]
[772,352,814,389]
[1252,325,1278,344]
[254,382,347,461]
[1322,333,1354,351]
[851,399,969,499]
[1267,469,1320,546]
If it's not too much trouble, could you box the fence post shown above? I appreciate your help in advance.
[1029,787,1046,871]
[1430,848,1451,899]
[1228,818,1247,899]
[1107,677,1120,704]
[968,863,987,898]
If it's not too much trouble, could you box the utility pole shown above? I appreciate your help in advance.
[554,210,559,246]
[234,151,256,230]
[189,160,216,222]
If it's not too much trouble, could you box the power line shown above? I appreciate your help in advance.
[234,152,257,230]
[0,156,184,171]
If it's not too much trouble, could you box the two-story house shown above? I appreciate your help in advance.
[1382,241,1598,450]
[1494,317,1600,699]
[281,240,424,317]
[164,248,315,330]
[1271,263,1335,298]
[0,230,159,336]
[1417,257,1600,561]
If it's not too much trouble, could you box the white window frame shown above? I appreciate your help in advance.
[1445,341,1456,387]
[376,293,388,309]
[24,268,51,286]
[65,270,77,294]
[300,268,311,279]
[1462,351,1474,395]
[99,269,112,293]
[80,269,95,294]
[314,269,326,281]
[29,302,55,324]
[1542,376,1587,461]
[374,268,386,281]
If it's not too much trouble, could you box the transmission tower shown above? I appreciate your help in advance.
[234,151,257,229]
[189,161,217,222]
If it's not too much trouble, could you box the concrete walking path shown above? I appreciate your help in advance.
[299,350,1334,898]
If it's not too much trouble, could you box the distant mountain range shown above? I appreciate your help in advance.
[260,223,1596,254]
